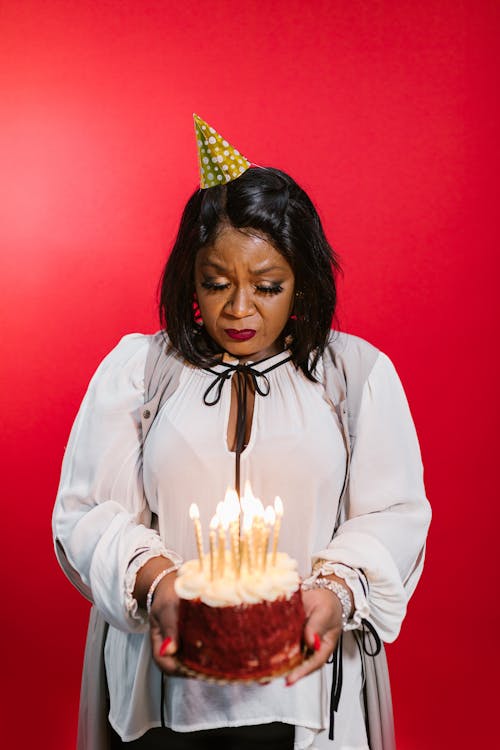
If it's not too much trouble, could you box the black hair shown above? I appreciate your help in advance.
[159,166,341,379]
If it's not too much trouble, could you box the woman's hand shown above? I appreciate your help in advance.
[285,581,349,686]
[149,572,181,675]
[133,557,181,675]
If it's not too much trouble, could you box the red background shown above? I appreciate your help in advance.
[1,1,498,747]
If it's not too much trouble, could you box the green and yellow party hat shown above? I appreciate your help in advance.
[193,114,251,188]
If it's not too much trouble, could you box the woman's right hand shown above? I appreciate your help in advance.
[133,557,181,675]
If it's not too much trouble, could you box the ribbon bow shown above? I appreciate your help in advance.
[203,361,272,406]
[203,353,292,493]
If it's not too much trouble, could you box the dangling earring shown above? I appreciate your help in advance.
[289,290,304,321]
[193,294,203,327]
[284,291,303,347]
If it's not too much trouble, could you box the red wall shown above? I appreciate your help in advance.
[1,1,498,747]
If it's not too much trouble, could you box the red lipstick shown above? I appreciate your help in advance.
[224,329,256,341]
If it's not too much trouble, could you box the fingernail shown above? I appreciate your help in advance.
[313,633,321,651]
[159,637,172,657]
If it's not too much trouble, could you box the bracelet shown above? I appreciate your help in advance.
[301,577,352,630]
[146,564,179,615]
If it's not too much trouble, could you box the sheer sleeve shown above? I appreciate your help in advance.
[313,352,432,642]
[52,334,181,633]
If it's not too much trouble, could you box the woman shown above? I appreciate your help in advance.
[53,163,431,750]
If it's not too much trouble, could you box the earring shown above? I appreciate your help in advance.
[192,295,203,326]
[290,290,304,319]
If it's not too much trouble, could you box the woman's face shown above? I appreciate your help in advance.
[194,226,295,362]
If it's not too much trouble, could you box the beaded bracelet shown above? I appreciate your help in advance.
[146,564,179,616]
[301,577,353,630]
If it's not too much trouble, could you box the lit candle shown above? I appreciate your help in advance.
[189,503,204,569]
[271,496,283,565]
[209,515,218,581]
[241,482,256,574]
[242,509,254,574]
[224,488,241,576]
[253,498,265,571]
[262,506,275,570]
[217,507,227,578]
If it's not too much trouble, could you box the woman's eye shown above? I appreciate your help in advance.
[200,281,284,295]
[256,284,283,295]
[201,281,230,292]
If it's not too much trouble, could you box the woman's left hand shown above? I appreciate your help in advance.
[285,587,344,686]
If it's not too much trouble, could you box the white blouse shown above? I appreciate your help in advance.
[53,333,431,750]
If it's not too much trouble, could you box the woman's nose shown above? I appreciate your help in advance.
[225,286,254,317]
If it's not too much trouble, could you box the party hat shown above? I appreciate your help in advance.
[193,114,251,188]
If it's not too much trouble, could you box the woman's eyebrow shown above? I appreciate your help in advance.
[199,260,228,273]
[200,261,285,275]
[252,265,285,275]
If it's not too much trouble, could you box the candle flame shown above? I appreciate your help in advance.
[240,484,264,524]
[224,487,240,522]
[240,496,251,515]
[189,503,200,520]
[242,511,253,532]
[218,501,232,530]
[264,506,275,525]
[209,514,219,530]
[274,496,284,517]
[243,479,254,502]
[224,487,239,504]
[254,498,265,517]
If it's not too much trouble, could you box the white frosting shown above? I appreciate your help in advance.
[174,552,300,606]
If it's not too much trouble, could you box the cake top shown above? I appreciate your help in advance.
[175,552,300,606]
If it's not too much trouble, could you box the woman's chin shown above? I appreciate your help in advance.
[222,339,281,362]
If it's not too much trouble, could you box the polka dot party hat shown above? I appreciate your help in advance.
[193,113,251,188]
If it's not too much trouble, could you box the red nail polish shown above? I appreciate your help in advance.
[159,637,172,656]
[313,633,321,651]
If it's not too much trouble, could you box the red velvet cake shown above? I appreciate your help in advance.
[174,552,305,681]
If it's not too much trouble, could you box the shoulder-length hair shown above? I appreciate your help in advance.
[159,166,341,380]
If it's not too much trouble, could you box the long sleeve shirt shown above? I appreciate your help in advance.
[53,333,431,749]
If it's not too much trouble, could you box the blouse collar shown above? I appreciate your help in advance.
[213,347,292,375]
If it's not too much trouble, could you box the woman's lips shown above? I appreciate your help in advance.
[224,329,256,341]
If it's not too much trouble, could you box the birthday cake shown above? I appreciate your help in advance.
[174,551,305,681]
